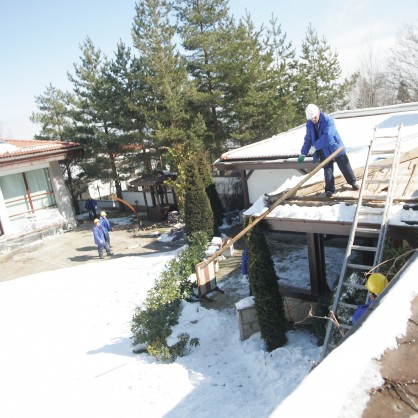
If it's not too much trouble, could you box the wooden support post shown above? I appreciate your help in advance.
[307,232,329,297]
[241,169,251,208]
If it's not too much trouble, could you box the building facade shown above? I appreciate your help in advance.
[0,139,83,251]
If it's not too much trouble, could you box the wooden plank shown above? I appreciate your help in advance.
[297,147,418,197]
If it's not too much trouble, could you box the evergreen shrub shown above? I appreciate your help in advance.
[131,232,208,361]
[246,220,289,351]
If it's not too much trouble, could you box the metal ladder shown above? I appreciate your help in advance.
[320,124,403,361]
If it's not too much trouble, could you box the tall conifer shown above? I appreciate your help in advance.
[174,0,231,157]
[31,85,84,214]
[183,156,214,240]
[246,221,288,351]
[219,16,280,145]
[68,38,127,200]
[295,24,355,116]
[197,153,224,233]
[132,0,204,154]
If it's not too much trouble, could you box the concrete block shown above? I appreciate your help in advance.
[283,296,318,324]
[236,299,260,341]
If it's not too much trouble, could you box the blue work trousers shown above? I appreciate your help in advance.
[321,153,356,193]
[98,242,111,258]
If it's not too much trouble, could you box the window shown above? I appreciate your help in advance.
[0,168,56,225]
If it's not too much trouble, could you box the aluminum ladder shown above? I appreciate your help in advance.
[319,124,403,361]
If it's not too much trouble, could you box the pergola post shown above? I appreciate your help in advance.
[307,232,330,297]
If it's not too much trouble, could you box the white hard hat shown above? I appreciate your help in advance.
[305,104,319,120]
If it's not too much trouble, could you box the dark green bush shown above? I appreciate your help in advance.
[183,157,214,239]
[131,232,208,361]
[246,220,289,351]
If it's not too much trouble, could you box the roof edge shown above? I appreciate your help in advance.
[331,102,418,119]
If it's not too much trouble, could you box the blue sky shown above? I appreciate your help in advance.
[1,0,417,139]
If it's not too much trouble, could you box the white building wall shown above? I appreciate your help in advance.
[247,169,301,204]
[121,190,176,207]
[48,161,78,229]
[0,159,78,250]
[0,186,11,233]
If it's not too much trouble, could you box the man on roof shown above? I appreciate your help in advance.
[298,104,359,198]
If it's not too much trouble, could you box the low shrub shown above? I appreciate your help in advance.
[131,231,208,362]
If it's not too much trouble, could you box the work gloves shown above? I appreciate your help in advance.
[297,155,306,163]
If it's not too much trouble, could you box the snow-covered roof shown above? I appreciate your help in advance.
[0,139,84,165]
[0,140,18,154]
[216,102,418,166]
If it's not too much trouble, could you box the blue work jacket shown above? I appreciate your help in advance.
[352,300,373,325]
[100,217,112,233]
[93,225,106,246]
[301,112,346,163]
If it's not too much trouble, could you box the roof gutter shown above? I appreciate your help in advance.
[213,158,314,171]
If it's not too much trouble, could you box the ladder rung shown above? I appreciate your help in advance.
[374,135,398,139]
[358,208,384,214]
[351,244,377,252]
[369,163,392,169]
[362,195,387,201]
[343,282,367,290]
[371,150,394,155]
[365,179,390,185]
[339,302,359,309]
[347,263,374,270]
[355,227,380,236]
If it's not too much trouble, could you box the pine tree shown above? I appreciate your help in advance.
[295,24,356,117]
[174,0,232,157]
[67,37,129,201]
[246,221,288,351]
[266,17,300,133]
[396,79,411,103]
[183,156,214,240]
[106,43,154,175]
[31,85,84,214]
[132,0,204,155]
[218,15,280,146]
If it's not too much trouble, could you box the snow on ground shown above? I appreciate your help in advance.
[1,202,415,417]
[4,237,413,418]
[0,247,320,418]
